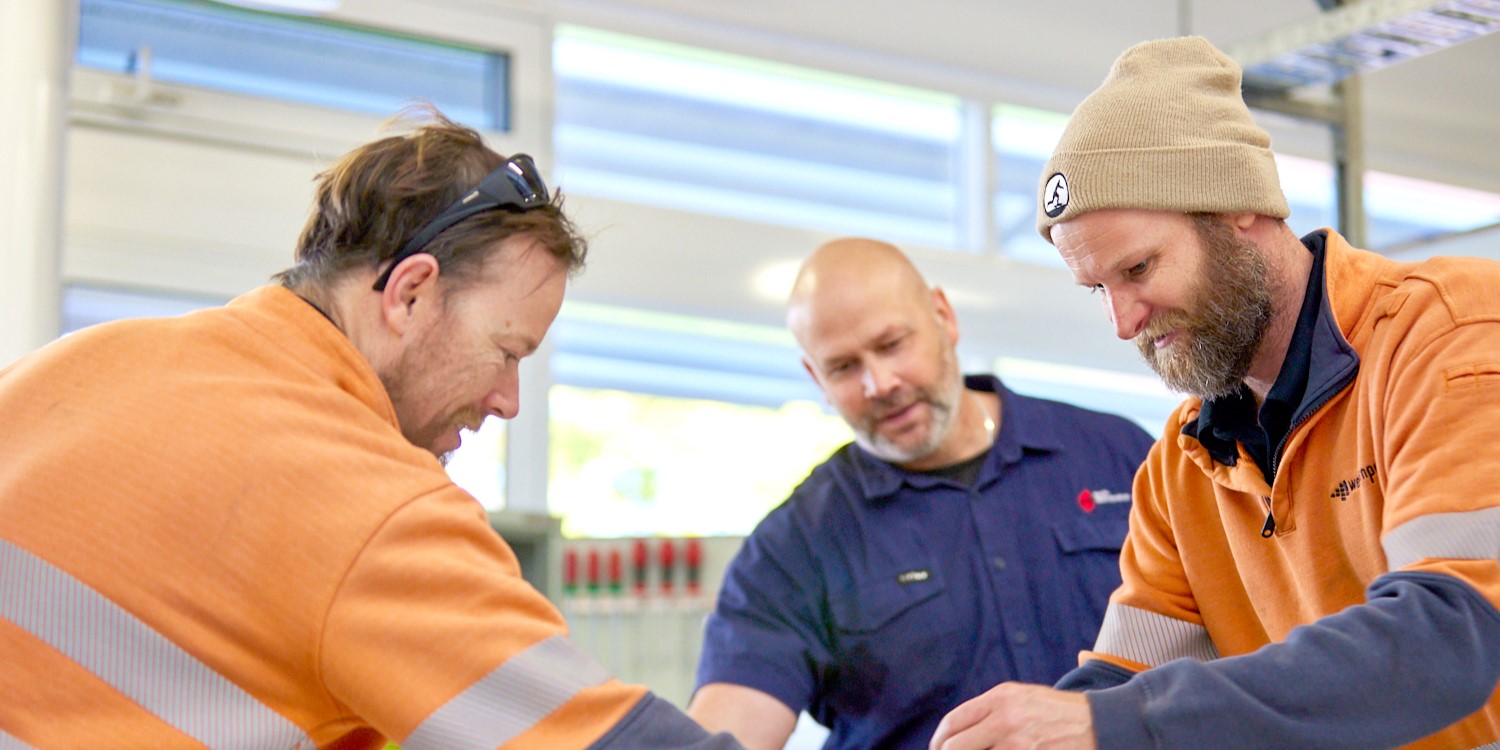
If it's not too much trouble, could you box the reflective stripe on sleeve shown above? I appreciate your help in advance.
[0,538,312,750]
[402,634,613,750]
[1092,603,1220,667]
[1383,506,1500,572]
[0,727,36,750]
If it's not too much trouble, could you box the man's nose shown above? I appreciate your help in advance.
[860,361,898,399]
[483,375,521,420]
[1104,288,1148,341]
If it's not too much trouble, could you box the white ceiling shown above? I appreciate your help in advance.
[552,0,1500,197]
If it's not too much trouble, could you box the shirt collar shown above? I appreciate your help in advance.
[228,285,399,429]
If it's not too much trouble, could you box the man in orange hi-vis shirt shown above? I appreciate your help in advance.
[0,107,742,750]
[930,37,1500,750]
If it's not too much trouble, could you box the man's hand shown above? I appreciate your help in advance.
[929,682,1096,750]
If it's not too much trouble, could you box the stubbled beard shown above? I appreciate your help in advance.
[379,315,485,458]
[1136,217,1275,400]
[853,350,964,464]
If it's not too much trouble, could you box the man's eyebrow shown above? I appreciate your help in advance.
[492,331,541,356]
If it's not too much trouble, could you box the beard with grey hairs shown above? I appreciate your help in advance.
[1136,216,1276,401]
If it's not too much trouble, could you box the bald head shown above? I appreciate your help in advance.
[786,237,969,468]
[786,238,937,348]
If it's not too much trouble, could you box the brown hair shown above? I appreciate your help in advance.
[274,104,586,291]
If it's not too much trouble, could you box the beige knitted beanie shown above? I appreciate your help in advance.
[1036,36,1289,243]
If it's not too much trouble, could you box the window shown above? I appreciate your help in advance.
[61,285,222,335]
[992,103,1070,265]
[1363,170,1500,250]
[553,25,964,249]
[545,303,851,538]
[76,0,511,130]
[549,386,851,539]
[556,24,1500,269]
[447,419,509,510]
[995,357,1181,434]
[1268,154,1500,251]
[549,302,820,408]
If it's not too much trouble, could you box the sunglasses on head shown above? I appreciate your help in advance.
[372,153,550,291]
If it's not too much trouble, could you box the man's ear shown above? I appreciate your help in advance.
[378,254,441,335]
[801,356,832,404]
[931,286,960,346]
[1225,212,1258,233]
[1226,212,1284,245]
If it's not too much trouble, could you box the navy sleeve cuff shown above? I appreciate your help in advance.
[587,693,746,750]
[1056,659,1135,692]
[1088,681,1156,750]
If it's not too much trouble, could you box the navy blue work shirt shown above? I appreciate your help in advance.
[695,375,1154,750]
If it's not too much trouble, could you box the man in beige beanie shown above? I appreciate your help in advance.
[931,36,1500,750]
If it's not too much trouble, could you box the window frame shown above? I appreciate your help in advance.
[69,0,553,165]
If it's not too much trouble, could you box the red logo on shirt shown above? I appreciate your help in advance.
[1078,489,1095,513]
[1078,488,1130,513]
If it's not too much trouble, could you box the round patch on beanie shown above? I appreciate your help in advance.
[1043,173,1069,218]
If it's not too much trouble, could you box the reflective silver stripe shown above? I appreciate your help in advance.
[403,634,613,750]
[0,538,312,749]
[1471,742,1500,749]
[1093,603,1220,666]
[1383,506,1500,571]
[0,728,36,750]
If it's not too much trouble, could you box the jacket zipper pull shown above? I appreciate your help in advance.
[1260,496,1275,538]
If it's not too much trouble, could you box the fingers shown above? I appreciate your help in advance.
[930,683,1011,750]
[927,705,975,750]
[929,683,1095,750]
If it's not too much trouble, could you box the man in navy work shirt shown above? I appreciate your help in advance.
[687,238,1154,750]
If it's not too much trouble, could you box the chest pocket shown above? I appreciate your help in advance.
[1052,502,1130,554]
[1049,502,1130,644]
[823,567,963,719]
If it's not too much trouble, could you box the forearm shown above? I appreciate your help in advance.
[687,683,797,750]
[1087,573,1500,749]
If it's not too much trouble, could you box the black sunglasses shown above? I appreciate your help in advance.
[372,153,550,291]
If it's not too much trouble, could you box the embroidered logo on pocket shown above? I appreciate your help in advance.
[896,569,931,585]
[1078,488,1130,513]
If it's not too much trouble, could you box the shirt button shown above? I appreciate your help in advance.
[991,556,1007,571]
[1012,630,1030,645]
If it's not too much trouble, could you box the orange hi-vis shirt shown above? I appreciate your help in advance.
[1068,232,1500,749]
[0,286,727,749]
